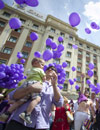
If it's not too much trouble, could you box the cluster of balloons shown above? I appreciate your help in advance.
[34,36,64,61]
[0,63,26,89]
[87,63,94,77]
[14,0,39,7]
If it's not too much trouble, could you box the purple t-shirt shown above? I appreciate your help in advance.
[9,81,63,129]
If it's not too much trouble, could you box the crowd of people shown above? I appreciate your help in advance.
[0,58,100,130]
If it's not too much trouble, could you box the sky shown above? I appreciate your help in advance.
[2,0,100,46]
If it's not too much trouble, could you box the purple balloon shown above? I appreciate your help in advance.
[9,18,22,29]
[96,25,100,30]
[74,78,77,82]
[30,32,38,41]
[20,59,26,64]
[51,42,57,49]
[17,52,23,59]
[58,85,63,90]
[34,51,41,58]
[72,44,78,49]
[69,79,74,85]
[46,38,52,46]
[87,70,94,77]
[57,44,64,52]
[86,79,91,85]
[14,0,25,4]
[0,0,4,9]
[69,12,81,27]
[75,85,79,90]
[43,50,53,61]
[0,72,6,79]
[72,66,76,71]
[58,36,63,42]
[85,28,91,34]
[62,62,68,68]
[90,22,97,29]
[88,63,94,70]
[25,0,39,7]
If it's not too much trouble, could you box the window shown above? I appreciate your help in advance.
[87,46,90,50]
[25,41,32,47]
[94,63,97,67]
[14,28,21,33]
[69,36,73,40]
[33,24,39,29]
[77,67,81,72]
[77,58,82,63]
[46,45,51,50]
[93,55,97,60]
[63,83,68,91]
[66,61,70,67]
[66,52,71,58]
[79,43,83,47]
[94,49,96,52]
[0,21,5,27]
[66,71,69,78]
[3,12,11,17]
[94,80,97,85]
[77,76,81,82]
[2,47,12,54]
[78,50,82,55]
[20,18,26,24]
[68,43,72,49]
[94,71,97,76]
[22,52,28,58]
[0,59,7,64]
[60,32,65,37]
[48,35,54,40]
[54,59,60,64]
[86,53,90,57]
[50,28,55,33]
[8,36,17,43]
[86,61,89,65]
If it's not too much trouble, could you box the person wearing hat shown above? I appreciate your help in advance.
[74,74,96,130]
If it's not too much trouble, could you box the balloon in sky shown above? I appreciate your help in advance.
[20,59,26,64]
[87,70,94,77]
[46,38,52,46]
[72,66,76,71]
[17,52,23,59]
[58,36,63,42]
[75,85,79,90]
[96,25,100,30]
[34,51,41,58]
[72,44,78,49]
[69,12,81,27]
[90,22,97,29]
[9,18,22,29]
[0,0,5,9]
[30,32,38,41]
[57,44,64,52]
[62,62,68,68]
[43,50,53,61]
[14,0,25,4]
[69,79,74,85]
[51,42,57,49]
[86,79,91,85]
[58,85,63,90]
[74,78,77,82]
[25,0,39,7]
[85,28,91,34]
[88,63,94,70]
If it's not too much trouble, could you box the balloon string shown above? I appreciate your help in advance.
[0,28,10,51]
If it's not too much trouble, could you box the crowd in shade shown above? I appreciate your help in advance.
[0,0,100,130]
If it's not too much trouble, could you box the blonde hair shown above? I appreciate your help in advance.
[31,58,45,66]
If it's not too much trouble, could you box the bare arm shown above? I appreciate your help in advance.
[80,73,85,94]
[51,72,61,102]
[13,82,42,100]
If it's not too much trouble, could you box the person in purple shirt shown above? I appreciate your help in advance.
[4,66,64,130]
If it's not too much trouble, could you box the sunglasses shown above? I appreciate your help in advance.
[46,67,57,73]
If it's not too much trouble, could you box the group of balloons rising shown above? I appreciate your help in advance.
[0,0,100,94]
